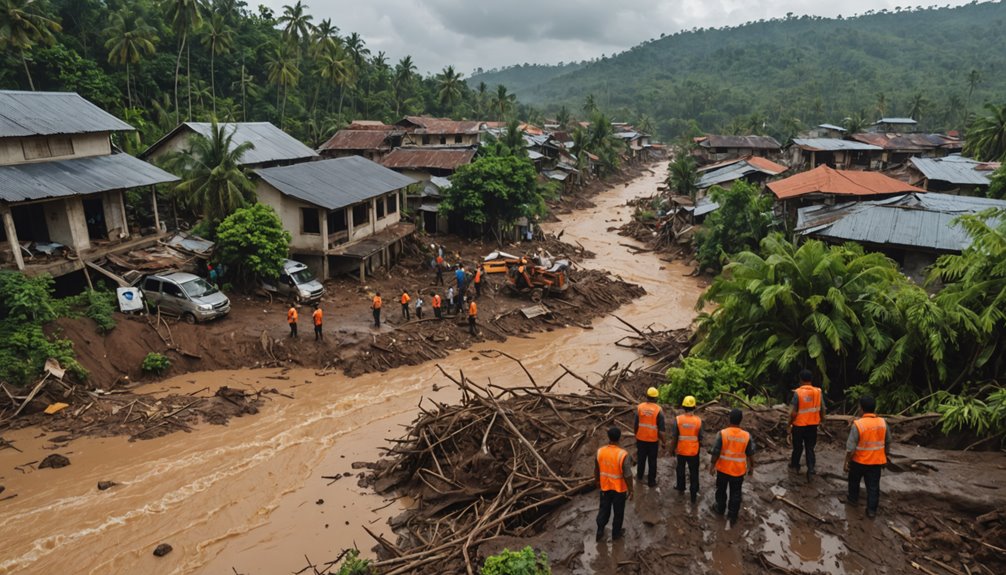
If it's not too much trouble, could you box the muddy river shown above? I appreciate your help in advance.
[0,165,704,574]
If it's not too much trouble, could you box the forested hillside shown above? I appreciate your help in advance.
[471,2,1006,141]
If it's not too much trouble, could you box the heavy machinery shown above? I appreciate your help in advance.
[506,260,571,302]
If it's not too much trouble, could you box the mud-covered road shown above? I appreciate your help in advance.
[0,164,710,574]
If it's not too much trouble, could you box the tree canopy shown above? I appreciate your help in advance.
[215,203,291,284]
[440,149,538,243]
[694,180,774,272]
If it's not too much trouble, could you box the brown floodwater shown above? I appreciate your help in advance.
[0,164,704,574]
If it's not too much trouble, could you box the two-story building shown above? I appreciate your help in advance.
[693,135,782,165]
[253,156,417,281]
[396,116,483,147]
[141,121,319,169]
[0,90,178,280]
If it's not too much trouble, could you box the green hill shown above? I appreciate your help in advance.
[470,2,1006,141]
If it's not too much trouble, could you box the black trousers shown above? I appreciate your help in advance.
[434,307,442,319]
[289,322,297,337]
[373,309,380,327]
[402,303,410,320]
[636,440,659,484]
[848,462,883,512]
[675,454,700,494]
[790,425,818,471]
[475,281,482,297]
[416,306,423,319]
[435,269,444,285]
[714,471,744,518]
[314,324,322,340]
[596,490,627,536]
[468,316,477,335]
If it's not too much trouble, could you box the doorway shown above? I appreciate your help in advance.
[83,197,108,241]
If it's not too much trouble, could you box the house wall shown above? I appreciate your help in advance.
[403,133,479,147]
[101,190,129,240]
[43,197,90,251]
[144,131,191,163]
[0,133,112,166]
[255,182,327,254]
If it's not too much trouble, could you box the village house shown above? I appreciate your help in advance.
[408,176,452,235]
[696,156,789,190]
[789,138,884,170]
[849,132,961,167]
[253,156,417,281]
[907,156,999,195]
[767,164,925,217]
[870,117,918,133]
[141,121,318,169]
[803,123,848,139]
[0,90,178,280]
[317,120,403,163]
[692,135,782,165]
[395,116,483,148]
[380,147,478,180]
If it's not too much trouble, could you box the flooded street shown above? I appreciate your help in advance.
[0,165,705,574]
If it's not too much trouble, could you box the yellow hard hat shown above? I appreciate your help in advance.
[682,395,697,408]
[646,387,659,398]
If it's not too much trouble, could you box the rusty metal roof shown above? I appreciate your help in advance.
[381,148,477,171]
[850,133,948,151]
[697,157,788,189]
[792,138,883,152]
[319,129,394,151]
[698,135,781,150]
[0,153,178,203]
[397,116,483,135]
[0,90,133,137]
[255,156,416,211]
[768,165,925,200]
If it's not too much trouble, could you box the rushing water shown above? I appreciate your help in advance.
[0,164,703,574]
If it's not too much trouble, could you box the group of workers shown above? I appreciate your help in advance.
[286,302,324,341]
[594,369,891,541]
[366,261,484,337]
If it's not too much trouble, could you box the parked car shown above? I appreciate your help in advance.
[141,272,230,323]
[261,259,326,303]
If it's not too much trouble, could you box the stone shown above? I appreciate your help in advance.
[38,454,70,469]
[97,481,117,491]
[153,543,173,557]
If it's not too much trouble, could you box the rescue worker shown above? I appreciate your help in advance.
[467,297,478,336]
[312,303,323,341]
[790,369,824,480]
[594,426,633,542]
[432,292,442,320]
[709,408,755,521]
[372,292,382,328]
[633,387,665,486]
[669,395,702,502]
[455,265,466,292]
[400,290,411,321]
[473,264,484,298]
[844,395,890,518]
[435,253,445,285]
[287,304,298,338]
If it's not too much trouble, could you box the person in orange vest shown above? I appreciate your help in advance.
[431,292,442,320]
[286,304,298,338]
[844,396,890,518]
[400,290,411,321]
[435,254,445,285]
[669,395,702,502]
[633,387,665,486]
[473,264,484,298]
[372,292,382,328]
[789,369,825,480]
[594,426,633,542]
[467,297,478,336]
[312,303,323,341]
[709,408,755,521]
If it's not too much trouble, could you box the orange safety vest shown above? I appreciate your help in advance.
[372,296,382,309]
[715,427,750,477]
[287,307,298,324]
[793,385,822,426]
[401,293,410,305]
[432,294,441,308]
[468,300,477,317]
[636,402,662,442]
[474,269,482,283]
[436,255,444,266]
[597,445,628,493]
[313,309,323,326]
[675,414,702,456]
[852,414,888,465]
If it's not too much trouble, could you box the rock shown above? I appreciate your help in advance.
[39,454,70,469]
[0,485,4,494]
[153,543,173,557]
[97,481,117,491]
[315,499,324,505]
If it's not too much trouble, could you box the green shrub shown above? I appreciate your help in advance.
[933,387,1006,435]
[480,546,550,575]
[334,550,372,575]
[659,357,758,406]
[59,289,117,333]
[141,352,171,375]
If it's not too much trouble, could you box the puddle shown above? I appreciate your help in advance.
[760,509,860,574]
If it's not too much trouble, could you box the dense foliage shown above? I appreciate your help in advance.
[141,352,171,375]
[658,357,753,407]
[441,148,539,242]
[471,3,1006,142]
[480,546,551,575]
[694,181,774,272]
[215,203,291,284]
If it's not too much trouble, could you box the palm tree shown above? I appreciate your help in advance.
[393,56,417,117]
[318,46,351,116]
[964,103,1006,162]
[0,0,61,90]
[199,12,233,117]
[555,106,571,129]
[266,41,301,127]
[172,121,256,231]
[582,93,598,116]
[231,61,257,121]
[874,92,887,119]
[491,84,516,121]
[475,81,489,118]
[436,65,463,112]
[277,0,313,49]
[907,93,928,127]
[343,32,370,114]
[842,112,869,135]
[163,0,204,122]
[964,68,983,127]
[501,118,525,155]
[667,155,698,202]
[104,9,157,111]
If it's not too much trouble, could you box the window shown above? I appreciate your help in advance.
[328,209,347,232]
[376,197,385,219]
[421,135,430,145]
[21,136,74,160]
[301,207,320,234]
[387,193,398,214]
[352,203,369,226]
[439,136,447,145]
[163,282,185,298]
[143,278,162,292]
[454,135,463,144]
[49,137,74,157]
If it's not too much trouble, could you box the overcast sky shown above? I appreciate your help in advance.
[259,1,975,75]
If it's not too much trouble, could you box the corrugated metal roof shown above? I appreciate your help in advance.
[910,156,993,186]
[851,133,945,151]
[697,157,788,189]
[527,150,545,161]
[381,148,477,170]
[698,135,781,149]
[142,122,317,166]
[0,153,178,203]
[796,193,1006,252]
[254,156,416,211]
[818,124,847,132]
[793,138,883,152]
[768,165,924,200]
[319,129,393,151]
[0,90,134,137]
[875,118,917,125]
[543,170,569,181]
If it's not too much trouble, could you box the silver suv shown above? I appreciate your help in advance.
[141,272,230,323]
[261,259,326,303]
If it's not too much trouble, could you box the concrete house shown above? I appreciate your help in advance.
[0,90,178,279]
[908,156,999,195]
[317,120,402,163]
[142,121,318,169]
[253,156,417,281]
[395,116,483,147]
[789,138,884,170]
[693,135,782,164]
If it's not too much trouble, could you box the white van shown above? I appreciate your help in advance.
[261,259,326,303]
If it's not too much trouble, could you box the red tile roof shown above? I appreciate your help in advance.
[381,148,477,170]
[768,165,925,200]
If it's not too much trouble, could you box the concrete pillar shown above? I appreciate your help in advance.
[320,208,330,279]
[370,198,377,231]
[151,187,161,232]
[1,206,25,270]
[346,207,354,241]
[359,259,366,283]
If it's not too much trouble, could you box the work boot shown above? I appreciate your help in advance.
[612,529,624,541]
[788,464,800,474]
[866,509,877,519]
[690,492,698,503]
[806,469,815,482]
[595,529,605,542]
[647,480,657,487]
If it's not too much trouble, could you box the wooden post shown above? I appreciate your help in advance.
[359,259,366,283]
[118,190,129,239]
[151,186,161,233]
[1,206,25,270]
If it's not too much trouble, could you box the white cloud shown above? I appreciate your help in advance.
[259,0,975,75]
